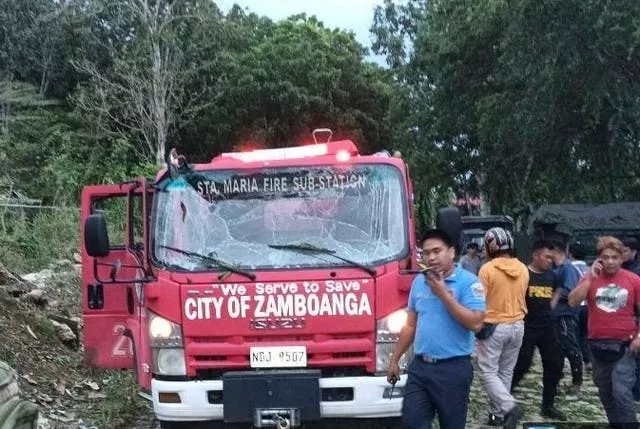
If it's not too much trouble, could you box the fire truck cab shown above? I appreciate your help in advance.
[80,130,460,428]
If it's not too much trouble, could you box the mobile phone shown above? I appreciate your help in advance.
[592,259,603,276]
[417,262,435,273]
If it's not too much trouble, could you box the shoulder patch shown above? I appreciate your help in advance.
[470,281,486,299]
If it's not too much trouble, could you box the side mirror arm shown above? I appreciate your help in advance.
[92,259,154,284]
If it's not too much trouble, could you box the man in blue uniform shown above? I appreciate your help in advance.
[550,240,583,394]
[387,229,486,429]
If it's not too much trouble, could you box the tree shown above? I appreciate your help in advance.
[0,1,402,207]
[72,0,224,165]
[185,13,395,157]
[0,0,79,98]
[372,0,640,223]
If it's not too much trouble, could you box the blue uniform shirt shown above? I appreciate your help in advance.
[408,265,486,359]
[551,259,581,319]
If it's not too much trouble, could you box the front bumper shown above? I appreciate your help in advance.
[152,374,407,422]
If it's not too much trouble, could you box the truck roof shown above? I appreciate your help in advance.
[156,141,406,182]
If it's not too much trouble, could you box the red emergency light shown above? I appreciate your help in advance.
[215,140,359,163]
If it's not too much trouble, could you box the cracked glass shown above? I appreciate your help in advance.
[152,164,408,271]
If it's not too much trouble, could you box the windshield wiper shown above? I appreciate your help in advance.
[268,243,376,276]
[159,245,256,281]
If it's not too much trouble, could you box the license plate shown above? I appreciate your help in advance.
[250,346,307,368]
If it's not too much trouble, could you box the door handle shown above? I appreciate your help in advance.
[88,283,104,309]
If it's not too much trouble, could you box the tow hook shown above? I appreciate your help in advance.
[255,408,300,428]
[276,415,291,429]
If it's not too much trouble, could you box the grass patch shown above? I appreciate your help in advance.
[78,370,151,429]
[0,209,79,274]
[33,313,56,337]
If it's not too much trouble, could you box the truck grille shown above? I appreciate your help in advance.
[206,386,355,404]
[196,366,367,380]
[185,332,374,376]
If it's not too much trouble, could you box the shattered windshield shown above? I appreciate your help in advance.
[152,164,408,271]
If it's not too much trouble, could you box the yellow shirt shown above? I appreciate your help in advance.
[478,257,529,324]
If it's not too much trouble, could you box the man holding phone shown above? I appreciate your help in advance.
[387,229,486,429]
[568,236,640,426]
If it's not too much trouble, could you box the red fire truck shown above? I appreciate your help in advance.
[80,130,457,428]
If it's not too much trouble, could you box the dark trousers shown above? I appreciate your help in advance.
[511,325,564,409]
[578,305,591,364]
[553,316,583,385]
[592,351,637,425]
[402,357,473,429]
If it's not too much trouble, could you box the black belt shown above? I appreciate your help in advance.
[415,354,471,364]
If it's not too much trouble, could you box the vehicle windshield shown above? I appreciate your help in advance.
[153,164,408,271]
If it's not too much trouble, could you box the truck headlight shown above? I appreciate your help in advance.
[376,343,411,374]
[149,312,183,348]
[376,309,412,373]
[376,308,408,342]
[153,348,186,376]
[148,312,186,376]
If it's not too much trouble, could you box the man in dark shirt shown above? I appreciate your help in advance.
[620,237,640,401]
[550,240,583,393]
[511,240,566,421]
[621,237,640,276]
[460,242,482,275]
[569,243,591,370]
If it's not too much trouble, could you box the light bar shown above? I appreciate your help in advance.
[215,140,360,164]
[220,143,330,162]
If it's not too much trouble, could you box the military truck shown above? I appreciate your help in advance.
[528,203,640,263]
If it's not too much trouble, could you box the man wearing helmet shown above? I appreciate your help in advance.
[476,227,528,429]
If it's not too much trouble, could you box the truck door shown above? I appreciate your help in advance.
[80,181,150,370]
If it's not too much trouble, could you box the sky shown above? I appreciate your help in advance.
[214,0,388,65]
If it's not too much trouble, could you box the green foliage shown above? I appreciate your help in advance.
[0,209,79,273]
[373,0,640,223]
[5,0,636,255]
[178,11,396,159]
[0,0,78,97]
[0,0,398,271]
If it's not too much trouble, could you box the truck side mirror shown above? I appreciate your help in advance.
[436,207,463,254]
[84,213,110,257]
